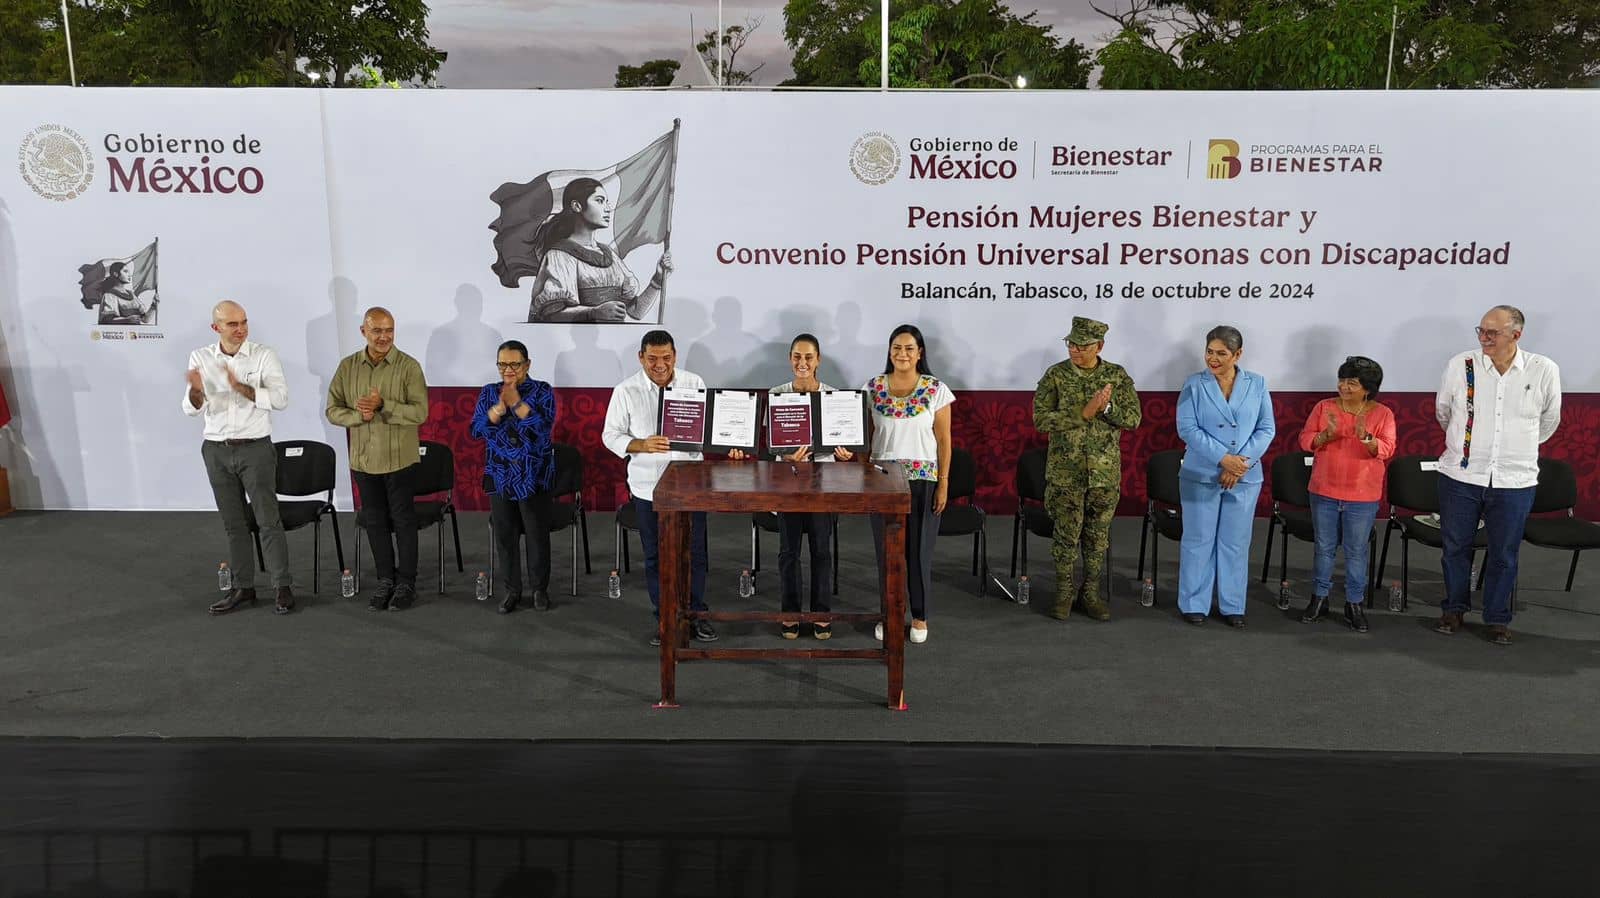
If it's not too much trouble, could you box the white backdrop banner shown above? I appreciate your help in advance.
[1,87,1596,509]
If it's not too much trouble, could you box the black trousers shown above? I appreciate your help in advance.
[872,479,940,621]
[353,465,418,586]
[491,492,553,596]
[778,512,832,614]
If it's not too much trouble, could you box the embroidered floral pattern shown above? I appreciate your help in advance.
[884,458,940,482]
[870,374,941,419]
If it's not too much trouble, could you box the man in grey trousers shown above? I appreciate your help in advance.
[183,300,295,615]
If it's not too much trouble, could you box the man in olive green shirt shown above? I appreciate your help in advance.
[327,307,430,610]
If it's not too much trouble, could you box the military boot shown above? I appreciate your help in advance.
[1050,584,1074,621]
[1080,588,1112,622]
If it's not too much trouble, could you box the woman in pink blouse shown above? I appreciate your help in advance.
[1297,356,1396,632]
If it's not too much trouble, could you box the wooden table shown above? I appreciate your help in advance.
[651,460,912,710]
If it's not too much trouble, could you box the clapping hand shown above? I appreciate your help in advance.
[1081,384,1113,420]
[356,387,381,422]
[498,380,521,411]
[1354,410,1370,442]
[185,368,204,393]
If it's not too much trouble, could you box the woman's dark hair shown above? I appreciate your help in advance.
[497,339,529,362]
[882,324,931,375]
[790,333,821,355]
[526,177,605,270]
[1205,325,1244,353]
[1338,355,1384,399]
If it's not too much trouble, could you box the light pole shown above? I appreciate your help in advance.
[60,0,78,87]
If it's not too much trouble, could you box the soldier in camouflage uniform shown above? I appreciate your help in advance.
[1031,317,1142,621]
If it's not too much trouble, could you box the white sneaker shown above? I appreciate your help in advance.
[909,624,928,644]
[874,622,884,641]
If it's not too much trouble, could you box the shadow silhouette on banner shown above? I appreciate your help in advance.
[0,197,77,509]
[425,285,503,389]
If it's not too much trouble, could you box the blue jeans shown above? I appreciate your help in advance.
[632,498,708,618]
[1308,494,1378,603]
[1436,474,1535,626]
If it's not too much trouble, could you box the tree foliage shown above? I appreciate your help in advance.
[697,17,767,85]
[1092,0,1595,89]
[783,0,1091,89]
[0,0,445,87]
[615,59,680,88]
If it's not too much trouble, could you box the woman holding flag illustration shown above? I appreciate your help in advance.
[525,178,673,323]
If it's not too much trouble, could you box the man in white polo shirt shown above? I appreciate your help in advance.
[1433,305,1562,645]
[602,329,717,646]
[183,300,295,616]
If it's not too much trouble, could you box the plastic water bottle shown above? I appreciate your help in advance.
[1015,575,1030,605]
[1140,577,1156,608]
[217,562,232,591]
[340,569,355,599]
[1277,579,1292,610]
[1388,580,1404,613]
[607,570,622,600]
[475,572,489,601]
[739,568,755,598]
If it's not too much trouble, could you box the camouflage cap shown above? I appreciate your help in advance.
[1065,317,1109,345]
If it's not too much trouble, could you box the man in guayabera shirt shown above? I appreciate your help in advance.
[1032,317,1142,622]
[327,306,430,612]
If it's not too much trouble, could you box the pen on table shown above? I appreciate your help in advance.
[872,463,891,476]
[790,464,799,475]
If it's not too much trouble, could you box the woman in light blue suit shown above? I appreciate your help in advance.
[1175,325,1275,627]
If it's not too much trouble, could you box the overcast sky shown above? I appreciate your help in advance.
[429,1,1114,89]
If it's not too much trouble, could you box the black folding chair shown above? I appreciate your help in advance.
[1010,446,1052,578]
[248,439,344,594]
[1375,455,1485,611]
[354,441,462,594]
[1521,458,1600,592]
[614,498,640,573]
[488,443,593,597]
[1136,449,1184,605]
[1261,452,1379,608]
[937,447,989,596]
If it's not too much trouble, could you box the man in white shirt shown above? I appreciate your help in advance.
[1433,305,1562,645]
[602,330,717,645]
[183,300,295,615]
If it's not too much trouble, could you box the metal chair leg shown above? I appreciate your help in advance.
[330,512,346,575]
[1568,551,1581,592]
[570,525,579,597]
[578,507,592,574]
[487,519,495,599]
[437,518,445,595]
[1010,513,1022,579]
[312,521,321,595]
[1261,517,1277,584]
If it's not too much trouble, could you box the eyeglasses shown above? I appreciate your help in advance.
[1474,327,1515,340]
[495,361,526,371]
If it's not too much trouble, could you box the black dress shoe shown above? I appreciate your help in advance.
[274,587,296,615]
[1225,614,1247,628]
[209,587,257,615]
[531,589,551,612]
[692,620,719,642]
[368,579,395,612]
[498,591,520,614]
[1300,595,1329,624]
[388,582,416,611]
[1182,613,1206,625]
[1344,602,1370,633]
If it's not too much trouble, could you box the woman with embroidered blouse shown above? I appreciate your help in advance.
[470,340,558,614]
[864,324,954,644]
[526,177,672,324]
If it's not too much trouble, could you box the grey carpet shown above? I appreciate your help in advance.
[2,509,1598,752]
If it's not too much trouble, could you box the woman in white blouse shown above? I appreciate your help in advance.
[526,177,672,323]
[865,324,955,644]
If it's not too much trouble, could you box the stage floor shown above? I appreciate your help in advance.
[3,509,1600,752]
